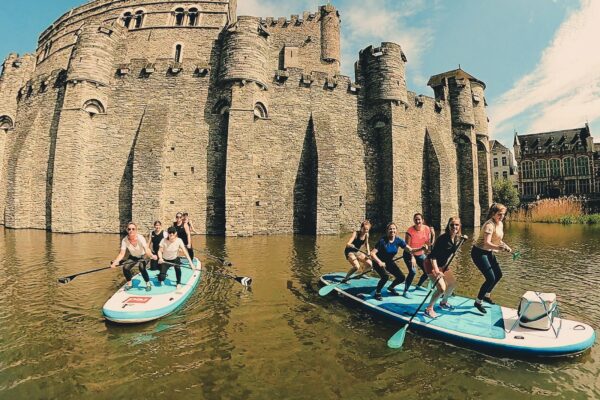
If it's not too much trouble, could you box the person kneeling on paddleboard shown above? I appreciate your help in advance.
[111,222,157,291]
[158,226,199,292]
[370,223,416,301]
[423,217,462,318]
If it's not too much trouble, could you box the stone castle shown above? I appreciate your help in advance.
[0,0,492,236]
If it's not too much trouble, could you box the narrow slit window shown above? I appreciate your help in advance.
[175,44,182,63]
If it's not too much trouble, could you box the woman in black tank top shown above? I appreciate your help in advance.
[341,220,373,283]
[148,220,166,270]
[174,212,194,259]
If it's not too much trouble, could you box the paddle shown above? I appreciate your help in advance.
[319,269,373,296]
[162,261,252,287]
[387,234,468,349]
[57,265,113,284]
[202,251,233,266]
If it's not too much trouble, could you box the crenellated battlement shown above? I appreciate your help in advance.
[261,10,320,28]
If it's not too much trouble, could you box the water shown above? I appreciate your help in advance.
[0,223,598,400]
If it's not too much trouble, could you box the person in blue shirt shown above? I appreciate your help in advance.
[370,222,416,301]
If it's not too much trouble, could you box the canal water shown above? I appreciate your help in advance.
[0,223,598,399]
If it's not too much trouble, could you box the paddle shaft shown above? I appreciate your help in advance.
[406,236,466,325]
[161,261,251,286]
[57,262,124,283]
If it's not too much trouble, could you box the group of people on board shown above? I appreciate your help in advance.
[110,212,201,292]
[341,203,512,317]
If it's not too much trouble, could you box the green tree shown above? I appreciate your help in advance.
[492,179,520,211]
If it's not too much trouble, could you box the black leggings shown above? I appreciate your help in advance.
[122,257,150,282]
[159,257,182,284]
[471,246,503,300]
[374,261,405,293]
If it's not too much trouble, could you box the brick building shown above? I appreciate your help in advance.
[0,0,492,236]
[513,125,599,200]
[490,140,518,188]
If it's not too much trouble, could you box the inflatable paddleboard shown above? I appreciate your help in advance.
[103,257,201,324]
[320,272,595,357]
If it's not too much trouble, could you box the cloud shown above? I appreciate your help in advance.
[489,0,600,141]
[340,0,433,81]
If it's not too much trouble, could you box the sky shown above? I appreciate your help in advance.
[1,0,599,147]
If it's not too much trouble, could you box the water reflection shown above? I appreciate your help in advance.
[0,224,598,399]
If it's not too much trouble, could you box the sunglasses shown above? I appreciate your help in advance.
[450,224,460,227]
[127,227,136,231]
[176,216,182,219]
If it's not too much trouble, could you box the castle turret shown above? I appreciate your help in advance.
[320,5,340,67]
[471,81,488,136]
[51,22,124,233]
[219,16,270,89]
[359,43,408,105]
[0,53,36,128]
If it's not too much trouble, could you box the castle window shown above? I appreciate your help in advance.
[213,99,230,115]
[174,8,185,26]
[134,10,145,28]
[82,99,106,116]
[521,161,533,179]
[576,156,589,175]
[122,12,133,28]
[188,8,199,26]
[43,40,53,59]
[563,157,575,176]
[174,44,182,63]
[0,115,14,131]
[254,102,268,119]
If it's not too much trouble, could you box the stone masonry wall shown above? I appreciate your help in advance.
[0,1,492,234]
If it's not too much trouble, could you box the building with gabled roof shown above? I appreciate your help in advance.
[513,125,598,200]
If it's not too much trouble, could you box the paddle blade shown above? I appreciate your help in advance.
[512,250,521,261]
[387,326,408,349]
[318,284,338,297]
[57,277,72,284]
[235,276,252,287]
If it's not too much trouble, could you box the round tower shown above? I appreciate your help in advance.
[320,5,340,65]
[471,81,488,136]
[359,42,408,105]
[448,76,475,127]
[67,23,123,86]
[219,16,270,89]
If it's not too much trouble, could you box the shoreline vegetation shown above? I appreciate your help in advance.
[510,197,600,225]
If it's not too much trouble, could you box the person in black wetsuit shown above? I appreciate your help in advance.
[173,212,193,259]
[341,220,373,283]
[147,220,167,271]
[370,222,416,301]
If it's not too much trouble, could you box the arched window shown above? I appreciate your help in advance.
[0,115,14,131]
[43,40,53,59]
[174,8,185,26]
[174,44,183,63]
[188,8,199,26]
[549,159,561,177]
[534,159,547,178]
[576,156,589,175]
[134,10,145,28]
[521,161,533,179]
[563,157,575,176]
[122,12,133,28]
[253,102,268,119]
[212,99,230,115]
[83,99,106,116]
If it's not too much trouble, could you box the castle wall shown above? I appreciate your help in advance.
[263,9,339,77]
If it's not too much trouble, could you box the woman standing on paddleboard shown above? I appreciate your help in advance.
[423,217,462,318]
[158,226,199,292]
[341,220,373,283]
[110,222,157,291]
[403,213,435,296]
[370,223,416,301]
[147,220,167,271]
[471,203,512,314]
[174,212,193,259]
